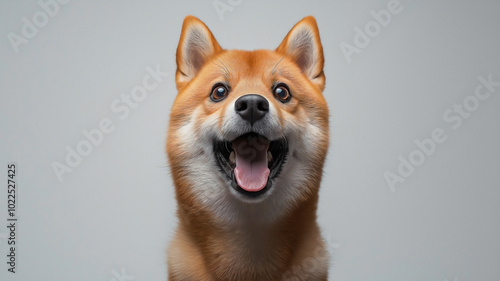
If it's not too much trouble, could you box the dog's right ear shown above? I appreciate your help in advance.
[176,16,222,89]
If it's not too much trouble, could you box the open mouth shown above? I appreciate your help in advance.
[214,133,288,197]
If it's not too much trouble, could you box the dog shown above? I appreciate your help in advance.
[167,15,330,281]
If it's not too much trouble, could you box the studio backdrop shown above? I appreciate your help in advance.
[1,1,499,281]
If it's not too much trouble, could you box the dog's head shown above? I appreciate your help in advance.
[167,16,329,223]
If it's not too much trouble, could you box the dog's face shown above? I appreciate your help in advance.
[167,16,329,223]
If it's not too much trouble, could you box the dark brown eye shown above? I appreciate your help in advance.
[273,84,291,103]
[210,84,229,102]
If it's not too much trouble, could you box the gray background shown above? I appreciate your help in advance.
[1,0,499,280]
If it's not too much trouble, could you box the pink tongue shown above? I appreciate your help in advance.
[233,137,270,192]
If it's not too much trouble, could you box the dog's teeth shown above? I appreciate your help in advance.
[267,151,273,162]
[229,151,235,164]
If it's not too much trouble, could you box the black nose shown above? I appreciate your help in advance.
[234,94,269,125]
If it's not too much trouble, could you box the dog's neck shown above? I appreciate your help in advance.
[178,194,320,280]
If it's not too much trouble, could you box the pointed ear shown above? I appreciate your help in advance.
[176,16,222,89]
[276,16,325,90]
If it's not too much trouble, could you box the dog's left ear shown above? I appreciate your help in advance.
[276,16,325,90]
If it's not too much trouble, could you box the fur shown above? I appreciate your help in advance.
[167,15,330,281]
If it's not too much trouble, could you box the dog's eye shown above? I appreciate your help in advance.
[210,84,229,102]
[273,84,291,103]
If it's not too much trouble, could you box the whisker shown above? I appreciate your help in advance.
[208,115,225,127]
[271,55,285,75]
[216,58,230,76]
[214,61,230,80]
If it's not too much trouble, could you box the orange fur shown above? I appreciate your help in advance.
[167,15,330,281]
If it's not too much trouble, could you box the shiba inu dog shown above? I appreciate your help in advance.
[167,15,330,281]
